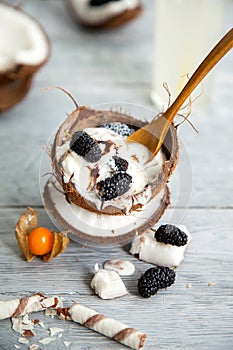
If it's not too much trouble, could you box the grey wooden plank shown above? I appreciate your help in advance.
[0,207,233,349]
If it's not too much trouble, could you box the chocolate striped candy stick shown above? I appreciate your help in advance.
[0,293,62,320]
[69,302,147,350]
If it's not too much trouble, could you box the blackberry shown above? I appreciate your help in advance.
[70,131,102,163]
[90,0,120,6]
[113,156,128,172]
[97,172,132,201]
[138,267,176,298]
[103,122,135,137]
[155,224,188,247]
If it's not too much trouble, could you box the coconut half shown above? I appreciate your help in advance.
[0,3,50,111]
[50,106,179,215]
[66,0,142,28]
[42,105,179,245]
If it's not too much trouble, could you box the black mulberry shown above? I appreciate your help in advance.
[138,266,176,298]
[90,0,117,6]
[113,156,128,172]
[103,122,135,137]
[97,172,132,201]
[70,131,102,163]
[154,224,188,247]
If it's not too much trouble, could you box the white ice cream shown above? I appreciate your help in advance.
[60,127,166,213]
[130,225,192,267]
[70,0,140,26]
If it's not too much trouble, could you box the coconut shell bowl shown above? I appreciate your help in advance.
[0,3,50,112]
[41,102,179,246]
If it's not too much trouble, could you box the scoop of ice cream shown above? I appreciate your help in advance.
[60,126,166,213]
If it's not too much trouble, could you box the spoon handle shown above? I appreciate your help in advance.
[164,28,233,123]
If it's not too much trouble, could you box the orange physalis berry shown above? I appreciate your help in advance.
[28,227,54,255]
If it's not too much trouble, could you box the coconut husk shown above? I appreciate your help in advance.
[66,0,142,29]
[15,207,69,262]
[51,106,179,216]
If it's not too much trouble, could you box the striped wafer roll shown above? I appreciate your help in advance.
[0,293,62,320]
[69,302,146,350]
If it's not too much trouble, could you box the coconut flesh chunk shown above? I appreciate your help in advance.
[0,3,49,73]
[130,225,192,267]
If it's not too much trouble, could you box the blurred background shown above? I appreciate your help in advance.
[0,0,233,211]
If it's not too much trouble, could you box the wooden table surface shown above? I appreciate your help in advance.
[0,1,233,349]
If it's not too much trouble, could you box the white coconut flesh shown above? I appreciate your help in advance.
[0,4,49,73]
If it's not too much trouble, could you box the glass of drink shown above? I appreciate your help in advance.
[151,0,228,110]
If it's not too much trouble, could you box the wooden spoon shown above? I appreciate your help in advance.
[127,28,233,155]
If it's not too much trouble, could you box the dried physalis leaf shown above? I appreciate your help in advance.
[15,207,38,262]
[43,232,70,262]
[15,207,70,262]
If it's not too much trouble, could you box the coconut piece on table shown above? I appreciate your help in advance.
[104,259,135,276]
[64,341,71,347]
[29,345,39,350]
[130,225,192,267]
[39,337,56,345]
[90,263,128,299]
[49,326,64,336]
[12,314,35,337]
[18,337,29,344]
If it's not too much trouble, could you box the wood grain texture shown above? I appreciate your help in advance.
[0,1,233,349]
[0,208,233,349]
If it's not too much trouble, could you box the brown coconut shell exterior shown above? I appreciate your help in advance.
[50,106,179,216]
[0,75,32,112]
[0,4,50,112]
[66,0,142,29]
